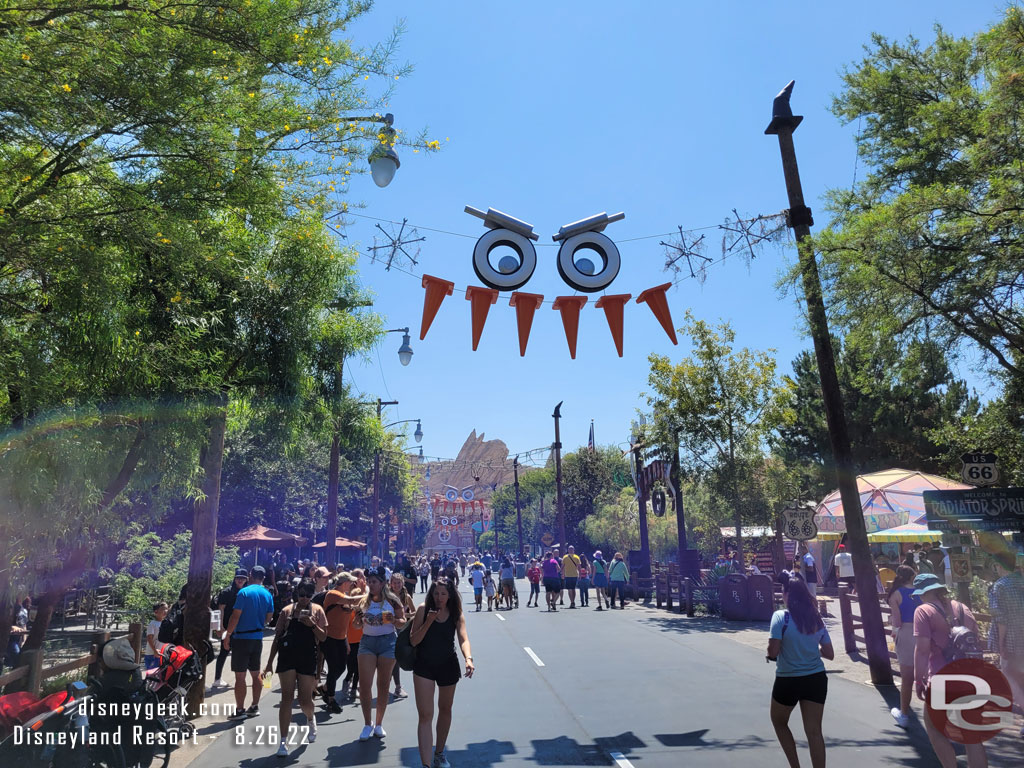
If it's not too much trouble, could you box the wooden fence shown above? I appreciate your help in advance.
[837,587,996,672]
[0,623,142,697]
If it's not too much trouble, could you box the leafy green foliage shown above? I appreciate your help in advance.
[109,532,238,622]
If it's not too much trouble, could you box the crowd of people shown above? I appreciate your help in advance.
[210,556,473,766]
[766,544,1024,768]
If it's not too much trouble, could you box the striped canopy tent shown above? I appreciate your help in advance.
[814,469,972,540]
[866,521,942,543]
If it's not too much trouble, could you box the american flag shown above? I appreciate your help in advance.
[588,420,595,451]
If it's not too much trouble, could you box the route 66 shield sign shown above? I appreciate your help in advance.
[781,504,818,541]
[960,453,999,487]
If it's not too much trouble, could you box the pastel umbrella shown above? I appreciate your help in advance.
[866,521,942,543]
[814,468,972,540]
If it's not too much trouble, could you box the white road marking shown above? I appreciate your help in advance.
[523,647,545,666]
[610,752,635,768]
[495,613,505,621]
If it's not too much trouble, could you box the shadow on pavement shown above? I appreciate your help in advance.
[324,737,388,765]
[637,614,768,635]
[397,739,516,768]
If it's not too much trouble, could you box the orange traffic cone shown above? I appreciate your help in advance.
[420,275,455,340]
[594,294,632,357]
[636,283,678,344]
[509,292,545,357]
[552,296,588,359]
[465,285,499,351]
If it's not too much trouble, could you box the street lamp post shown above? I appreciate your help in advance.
[514,456,524,559]
[765,80,892,686]
[631,425,651,575]
[333,112,401,188]
[553,402,566,550]
[372,405,423,561]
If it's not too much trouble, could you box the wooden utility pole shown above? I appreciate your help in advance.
[633,434,650,573]
[326,360,343,568]
[765,80,893,686]
[552,402,566,550]
[514,456,524,558]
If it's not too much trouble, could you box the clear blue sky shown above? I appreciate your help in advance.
[339,2,996,464]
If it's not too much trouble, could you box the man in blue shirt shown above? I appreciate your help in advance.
[224,566,274,719]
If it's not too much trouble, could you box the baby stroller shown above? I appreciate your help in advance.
[146,643,203,740]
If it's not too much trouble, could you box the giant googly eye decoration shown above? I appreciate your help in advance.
[444,486,459,502]
[465,206,540,291]
[461,487,475,501]
[440,516,450,526]
[449,516,458,527]
[553,212,625,293]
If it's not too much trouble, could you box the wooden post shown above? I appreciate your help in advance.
[128,622,143,663]
[21,649,43,696]
[839,586,856,655]
[88,631,110,679]
[685,577,695,617]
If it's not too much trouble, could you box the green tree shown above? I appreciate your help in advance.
[561,446,631,550]
[647,313,794,563]
[582,486,679,562]
[817,11,1024,383]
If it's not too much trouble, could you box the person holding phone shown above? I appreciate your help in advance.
[263,578,328,758]
[410,576,474,768]
[352,566,406,742]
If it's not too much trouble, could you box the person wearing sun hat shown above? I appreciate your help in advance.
[911,572,986,768]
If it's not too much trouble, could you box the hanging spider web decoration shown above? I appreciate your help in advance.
[368,218,426,271]
[662,226,711,283]
[718,209,789,261]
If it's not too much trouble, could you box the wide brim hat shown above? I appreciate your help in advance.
[911,573,945,596]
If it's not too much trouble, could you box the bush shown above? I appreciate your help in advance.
[110,532,238,622]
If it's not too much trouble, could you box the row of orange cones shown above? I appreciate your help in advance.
[418,274,679,358]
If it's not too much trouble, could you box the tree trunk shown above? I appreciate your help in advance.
[184,402,228,711]
[729,422,743,566]
[326,432,340,567]
[22,428,147,648]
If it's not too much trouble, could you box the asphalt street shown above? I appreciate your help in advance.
[186,580,971,767]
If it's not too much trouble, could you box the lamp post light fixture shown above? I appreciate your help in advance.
[384,326,414,366]
[373,410,424,559]
[368,113,401,187]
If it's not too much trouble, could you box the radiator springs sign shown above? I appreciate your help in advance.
[923,488,1024,532]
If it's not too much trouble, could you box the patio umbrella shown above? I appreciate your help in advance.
[311,537,367,550]
[218,525,308,564]
[814,468,972,539]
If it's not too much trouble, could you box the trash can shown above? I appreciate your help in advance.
[719,573,749,621]
[747,574,774,621]
[516,563,526,579]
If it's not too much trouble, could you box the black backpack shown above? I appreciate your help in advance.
[937,602,982,662]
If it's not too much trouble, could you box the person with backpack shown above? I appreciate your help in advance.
[591,551,608,611]
[766,571,833,768]
[212,569,249,687]
[912,573,987,768]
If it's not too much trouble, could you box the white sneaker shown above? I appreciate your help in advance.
[213,678,227,688]
[307,719,318,744]
[432,748,451,768]
[890,707,910,729]
[373,724,386,739]
[394,685,406,697]
[359,725,374,741]
[276,742,288,758]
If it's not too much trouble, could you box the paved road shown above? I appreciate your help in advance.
[185,580,1002,767]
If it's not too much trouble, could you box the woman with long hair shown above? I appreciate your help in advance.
[607,552,630,609]
[766,572,833,768]
[499,557,515,610]
[410,577,474,768]
[351,565,406,741]
[342,569,366,700]
[390,571,417,698]
[886,564,920,728]
[263,578,328,758]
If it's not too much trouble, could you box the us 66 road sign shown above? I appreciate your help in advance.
[960,453,999,486]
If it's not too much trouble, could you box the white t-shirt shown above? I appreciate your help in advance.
[834,552,854,578]
[146,619,162,652]
[802,552,817,583]
[470,569,484,589]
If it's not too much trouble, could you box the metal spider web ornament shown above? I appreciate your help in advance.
[368,218,426,271]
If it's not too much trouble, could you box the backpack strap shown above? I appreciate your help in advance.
[781,610,790,639]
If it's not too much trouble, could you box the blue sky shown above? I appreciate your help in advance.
[338,2,995,464]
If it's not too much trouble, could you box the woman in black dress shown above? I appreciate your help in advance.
[410,577,474,768]
[263,578,328,758]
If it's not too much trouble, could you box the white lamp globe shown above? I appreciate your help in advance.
[397,332,413,366]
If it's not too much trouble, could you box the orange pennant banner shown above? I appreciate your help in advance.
[465,285,499,351]
[509,292,544,357]
[552,296,588,359]
[594,294,632,357]
[420,275,455,340]
[636,283,678,345]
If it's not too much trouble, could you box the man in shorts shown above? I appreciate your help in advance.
[561,546,582,608]
[224,566,274,719]
[469,563,485,611]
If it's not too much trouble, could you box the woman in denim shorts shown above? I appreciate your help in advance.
[352,566,407,742]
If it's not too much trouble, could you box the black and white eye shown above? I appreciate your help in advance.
[473,228,537,291]
[440,516,450,526]
[444,487,459,502]
[553,212,625,293]
[449,516,458,527]
[461,487,475,501]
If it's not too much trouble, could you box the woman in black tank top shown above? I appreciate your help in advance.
[409,577,474,768]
